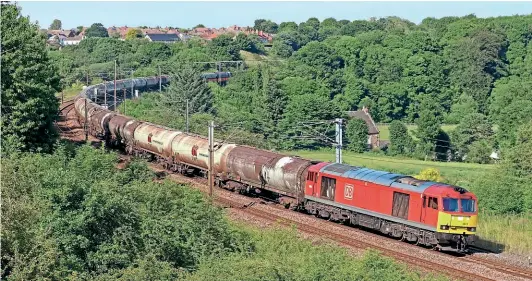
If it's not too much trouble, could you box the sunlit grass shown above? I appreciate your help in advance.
[476,213,532,255]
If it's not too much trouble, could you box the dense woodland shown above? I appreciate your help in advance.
[1,2,532,279]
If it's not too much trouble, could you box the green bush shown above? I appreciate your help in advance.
[388,120,414,156]
[1,144,247,279]
[182,226,449,281]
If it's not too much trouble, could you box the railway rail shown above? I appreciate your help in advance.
[57,95,532,281]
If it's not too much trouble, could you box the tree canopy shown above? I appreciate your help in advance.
[1,3,61,154]
[49,18,61,29]
[85,23,109,38]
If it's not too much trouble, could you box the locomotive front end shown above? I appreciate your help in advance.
[434,187,478,253]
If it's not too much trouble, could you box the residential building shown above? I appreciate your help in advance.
[145,33,180,43]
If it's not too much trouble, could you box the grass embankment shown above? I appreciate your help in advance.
[291,150,532,255]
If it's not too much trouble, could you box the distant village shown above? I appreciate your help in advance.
[44,25,275,47]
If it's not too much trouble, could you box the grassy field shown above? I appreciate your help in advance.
[289,150,531,255]
[377,124,457,141]
[476,213,532,255]
[240,50,267,66]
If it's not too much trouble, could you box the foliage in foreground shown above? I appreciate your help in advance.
[1,144,247,280]
[182,226,449,281]
[2,144,451,280]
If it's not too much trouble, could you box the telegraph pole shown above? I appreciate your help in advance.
[123,89,126,115]
[84,98,88,141]
[186,99,189,133]
[158,65,162,92]
[208,121,214,197]
[131,70,134,95]
[335,118,343,164]
[104,83,107,106]
[114,60,117,111]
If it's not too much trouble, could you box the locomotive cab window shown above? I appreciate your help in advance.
[428,197,438,210]
[443,198,459,212]
[461,199,476,213]
[320,176,336,200]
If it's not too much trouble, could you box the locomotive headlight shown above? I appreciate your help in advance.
[440,225,449,230]
[467,227,476,232]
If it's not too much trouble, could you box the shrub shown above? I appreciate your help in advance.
[414,167,444,182]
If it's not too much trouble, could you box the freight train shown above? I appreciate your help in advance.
[74,76,478,253]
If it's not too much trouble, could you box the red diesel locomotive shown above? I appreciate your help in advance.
[303,162,478,252]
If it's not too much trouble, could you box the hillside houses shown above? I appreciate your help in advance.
[46,24,273,47]
[46,29,85,46]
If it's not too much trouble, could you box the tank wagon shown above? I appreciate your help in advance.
[201,72,232,82]
[73,76,478,253]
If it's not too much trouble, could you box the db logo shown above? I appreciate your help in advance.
[191,145,199,158]
[344,184,354,200]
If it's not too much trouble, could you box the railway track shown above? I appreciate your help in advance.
[57,99,532,281]
[462,255,532,280]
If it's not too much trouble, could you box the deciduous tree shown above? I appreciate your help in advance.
[85,23,109,38]
[388,121,414,156]
[1,3,61,153]
[49,18,61,30]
